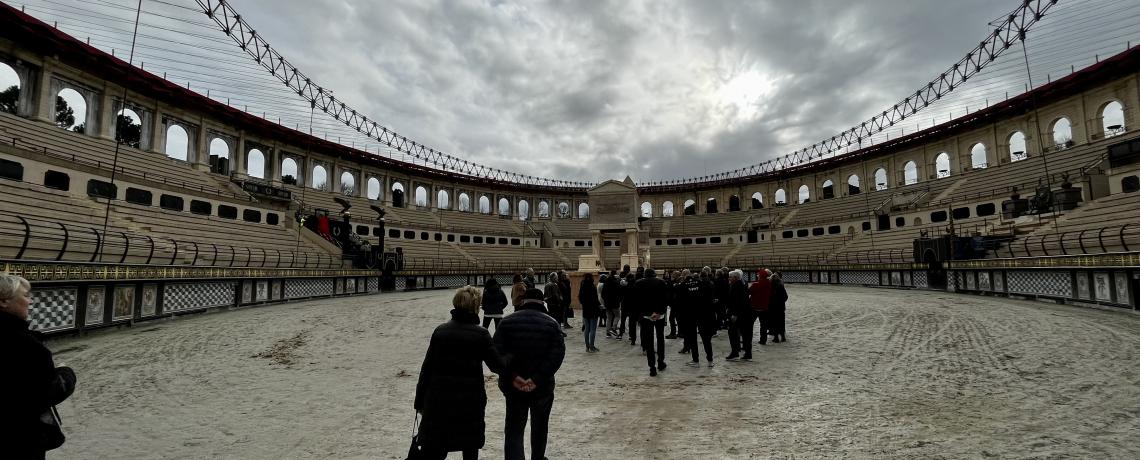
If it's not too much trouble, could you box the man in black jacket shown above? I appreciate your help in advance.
[684,270,718,366]
[0,275,77,459]
[494,288,566,460]
[633,268,669,376]
[725,269,754,360]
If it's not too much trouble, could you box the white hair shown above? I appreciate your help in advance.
[729,269,744,280]
[0,274,31,302]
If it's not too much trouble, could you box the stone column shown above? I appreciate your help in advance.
[150,106,165,155]
[232,131,248,180]
[268,144,282,186]
[193,127,210,172]
[96,90,115,141]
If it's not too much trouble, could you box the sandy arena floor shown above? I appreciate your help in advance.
[47,285,1140,459]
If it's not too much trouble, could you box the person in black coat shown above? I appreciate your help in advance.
[602,270,623,338]
[713,268,730,330]
[481,278,508,331]
[684,270,718,366]
[619,273,638,344]
[768,272,789,343]
[495,288,566,460]
[579,273,602,352]
[725,270,755,360]
[0,275,77,460]
[634,268,670,376]
[415,286,509,460]
[558,271,572,328]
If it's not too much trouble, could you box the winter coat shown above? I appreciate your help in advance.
[748,278,772,312]
[728,279,751,317]
[602,276,623,310]
[523,275,536,290]
[414,309,507,452]
[543,281,562,310]
[685,278,717,325]
[481,286,508,316]
[558,278,571,308]
[579,282,602,319]
[633,275,669,318]
[0,311,76,456]
[671,280,689,318]
[510,282,527,309]
[494,300,566,395]
[769,278,789,313]
[713,276,730,309]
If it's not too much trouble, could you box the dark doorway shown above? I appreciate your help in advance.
[925,249,946,290]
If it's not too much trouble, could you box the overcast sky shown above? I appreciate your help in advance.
[6,0,1136,183]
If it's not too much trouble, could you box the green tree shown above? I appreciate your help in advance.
[0,85,17,114]
[54,95,75,129]
[115,114,141,148]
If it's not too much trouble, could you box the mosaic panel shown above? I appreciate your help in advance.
[86,286,106,326]
[819,272,830,283]
[334,278,344,295]
[29,287,77,332]
[913,271,928,288]
[890,272,902,286]
[256,281,269,302]
[164,281,236,313]
[285,278,334,299]
[965,272,976,290]
[839,271,878,285]
[781,272,810,283]
[141,284,157,317]
[1076,272,1091,300]
[978,272,991,291]
[345,278,356,294]
[1093,272,1112,301]
[1114,272,1131,307]
[993,272,1005,293]
[272,280,282,300]
[112,285,134,320]
[1006,271,1072,298]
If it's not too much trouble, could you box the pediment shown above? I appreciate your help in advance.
[588,179,636,195]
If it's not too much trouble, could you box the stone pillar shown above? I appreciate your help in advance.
[232,131,248,180]
[268,144,282,186]
[193,127,210,172]
[96,90,115,141]
[33,61,55,123]
[150,106,165,155]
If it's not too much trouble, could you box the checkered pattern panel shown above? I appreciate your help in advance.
[285,278,334,299]
[367,277,379,292]
[435,275,468,289]
[164,282,236,313]
[839,271,879,285]
[1006,271,1072,298]
[396,277,407,290]
[29,287,77,332]
[912,271,928,288]
[782,272,810,283]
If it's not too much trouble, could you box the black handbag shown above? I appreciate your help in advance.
[37,406,65,450]
[405,413,424,460]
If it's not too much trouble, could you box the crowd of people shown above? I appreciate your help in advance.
[413,264,790,458]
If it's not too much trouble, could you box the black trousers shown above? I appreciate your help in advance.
[727,310,755,356]
[668,306,678,335]
[481,316,501,331]
[504,389,555,460]
[689,319,715,362]
[621,309,638,342]
[421,448,478,460]
[639,318,667,370]
[757,310,770,344]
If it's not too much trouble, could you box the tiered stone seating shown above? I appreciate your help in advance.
[1010,191,1140,255]
[0,179,127,262]
[648,211,752,236]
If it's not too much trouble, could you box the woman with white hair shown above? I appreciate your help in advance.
[413,285,509,459]
[0,274,77,458]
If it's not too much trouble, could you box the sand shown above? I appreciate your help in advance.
[47,285,1140,459]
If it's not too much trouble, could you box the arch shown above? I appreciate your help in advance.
[797,185,810,204]
[0,63,20,115]
[518,200,530,220]
[1008,132,1027,162]
[913,217,923,226]
[751,192,764,209]
[54,88,86,133]
[164,124,188,161]
[437,190,450,209]
[341,172,356,196]
[1101,101,1126,136]
[458,193,471,212]
[311,165,328,190]
[935,152,951,177]
[847,174,861,195]
[641,201,653,217]
[247,148,266,179]
[1051,117,1073,148]
[116,108,143,149]
[774,189,787,205]
[499,197,511,216]
[969,143,987,169]
[578,202,590,218]
[415,186,429,207]
[391,182,405,207]
[662,201,675,217]
[366,177,381,200]
[281,157,298,184]
[873,168,888,190]
[903,160,918,185]
[683,199,696,215]
[537,200,550,218]
[210,138,230,159]
[557,201,570,218]
[480,195,492,214]
[728,195,741,212]
[821,180,835,199]
[706,197,718,214]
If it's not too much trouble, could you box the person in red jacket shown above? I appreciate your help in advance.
[748,269,773,345]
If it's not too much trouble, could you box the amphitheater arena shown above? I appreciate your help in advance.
[1,1,1140,459]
